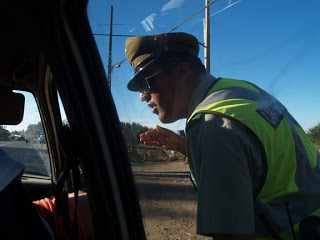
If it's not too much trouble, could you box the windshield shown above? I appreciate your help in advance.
[87,0,320,238]
[88,0,320,132]
[1,91,51,177]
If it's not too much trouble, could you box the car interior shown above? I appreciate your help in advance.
[0,0,146,239]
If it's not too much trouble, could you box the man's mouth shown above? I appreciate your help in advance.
[152,106,158,114]
[148,103,158,114]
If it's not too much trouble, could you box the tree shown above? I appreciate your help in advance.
[25,121,45,139]
[12,130,24,135]
[120,122,151,145]
[0,125,10,140]
[307,122,320,145]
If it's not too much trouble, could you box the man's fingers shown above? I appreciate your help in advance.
[156,125,177,137]
[141,128,159,137]
[156,125,170,133]
[156,125,162,131]
[140,134,158,142]
[142,141,161,147]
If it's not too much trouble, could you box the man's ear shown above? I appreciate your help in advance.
[176,62,190,83]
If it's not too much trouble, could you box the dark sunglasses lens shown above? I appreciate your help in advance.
[137,75,150,93]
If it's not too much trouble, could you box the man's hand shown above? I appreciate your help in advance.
[140,125,186,155]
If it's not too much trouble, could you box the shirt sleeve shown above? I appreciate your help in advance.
[187,113,265,236]
[33,196,87,240]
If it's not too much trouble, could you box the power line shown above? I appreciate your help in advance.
[169,0,218,32]
[111,0,219,69]
[93,34,136,37]
[112,58,127,68]
[209,0,241,18]
[98,24,124,26]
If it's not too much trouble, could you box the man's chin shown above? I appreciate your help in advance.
[158,114,178,124]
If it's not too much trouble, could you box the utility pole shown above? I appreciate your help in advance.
[107,6,113,88]
[109,0,219,75]
[204,0,211,73]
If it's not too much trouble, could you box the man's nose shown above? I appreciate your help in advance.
[140,92,150,102]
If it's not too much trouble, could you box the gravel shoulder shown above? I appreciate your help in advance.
[131,159,212,240]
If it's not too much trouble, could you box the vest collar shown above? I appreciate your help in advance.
[186,74,218,119]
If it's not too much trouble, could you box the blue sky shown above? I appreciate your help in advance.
[6,0,319,133]
[87,0,320,132]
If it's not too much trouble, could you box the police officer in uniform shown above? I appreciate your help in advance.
[125,32,320,240]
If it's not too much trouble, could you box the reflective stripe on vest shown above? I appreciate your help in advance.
[186,78,320,238]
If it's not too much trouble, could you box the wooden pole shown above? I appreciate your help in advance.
[204,0,211,73]
[107,6,113,88]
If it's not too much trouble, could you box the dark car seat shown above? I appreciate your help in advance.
[0,87,54,239]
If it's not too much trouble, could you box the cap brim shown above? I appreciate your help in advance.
[127,58,156,92]
[127,73,142,92]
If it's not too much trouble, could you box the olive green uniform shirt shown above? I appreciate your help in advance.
[186,74,265,235]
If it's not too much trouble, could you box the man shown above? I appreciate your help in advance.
[0,147,91,239]
[0,147,56,239]
[125,32,320,240]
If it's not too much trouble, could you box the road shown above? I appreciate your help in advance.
[0,140,50,176]
[131,159,212,240]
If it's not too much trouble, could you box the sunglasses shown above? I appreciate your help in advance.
[137,63,177,93]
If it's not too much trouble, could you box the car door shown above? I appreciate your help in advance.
[0,0,146,239]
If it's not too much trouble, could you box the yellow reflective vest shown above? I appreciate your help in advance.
[186,78,320,239]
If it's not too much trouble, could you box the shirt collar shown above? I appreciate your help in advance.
[187,74,217,118]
